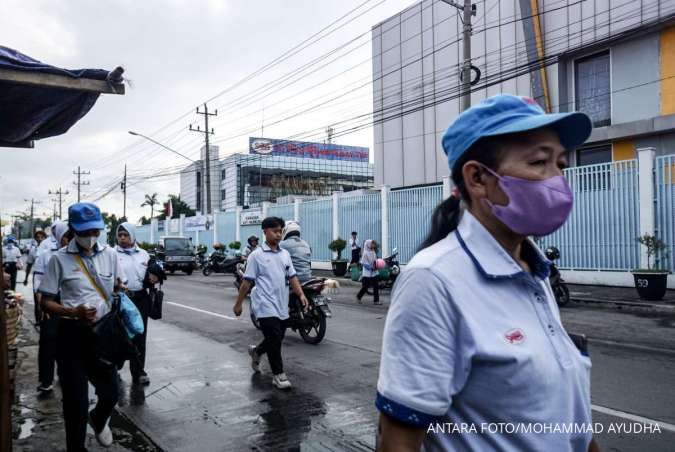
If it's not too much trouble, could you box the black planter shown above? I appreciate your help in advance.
[632,272,669,301]
[332,260,348,277]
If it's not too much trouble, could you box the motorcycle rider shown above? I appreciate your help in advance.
[211,242,228,267]
[242,235,259,258]
[279,220,312,283]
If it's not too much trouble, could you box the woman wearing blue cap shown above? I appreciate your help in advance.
[376,94,599,451]
[39,202,126,451]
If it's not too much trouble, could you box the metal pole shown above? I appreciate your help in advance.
[461,0,473,112]
[204,104,212,215]
[123,164,127,219]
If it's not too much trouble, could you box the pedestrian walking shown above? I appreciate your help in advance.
[32,220,71,394]
[356,239,380,305]
[39,202,126,451]
[233,217,309,390]
[376,95,599,452]
[349,231,360,267]
[116,222,152,386]
[23,229,47,286]
[2,235,22,291]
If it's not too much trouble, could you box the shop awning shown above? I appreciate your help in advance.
[0,46,124,148]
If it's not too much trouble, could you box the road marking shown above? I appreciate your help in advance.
[591,404,675,433]
[165,301,240,321]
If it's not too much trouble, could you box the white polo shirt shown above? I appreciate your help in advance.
[377,210,592,451]
[33,239,60,291]
[244,242,296,320]
[116,245,149,291]
[2,244,21,263]
[39,240,125,321]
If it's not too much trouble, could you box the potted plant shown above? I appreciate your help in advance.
[632,234,670,301]
[329,238,348,277]
[228,241,241,251]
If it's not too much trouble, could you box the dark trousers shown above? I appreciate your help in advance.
[56,320,119,452]
[38,315,59,387]
[4,262,17,291]
[357,276,380,303]
[255,317,287,375]
[129,291,149,380]
[350,248,360,264]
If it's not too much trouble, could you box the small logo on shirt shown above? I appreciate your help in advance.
[504,328,525,344]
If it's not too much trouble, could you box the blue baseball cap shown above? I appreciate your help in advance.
[68,202,104,232]
[442,94,592,172]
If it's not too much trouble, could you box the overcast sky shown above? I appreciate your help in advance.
[0,0,415,227]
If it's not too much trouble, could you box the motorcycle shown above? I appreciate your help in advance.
[546,246,570,307]
[366,247,401,294]
[196,248,208,269]
[202,251,241,276]
[233,259,252,294]
[249,278,333,345]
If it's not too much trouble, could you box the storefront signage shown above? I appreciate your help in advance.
[249,137,368,162]
[184,215,211,232]
[241,210,263,225]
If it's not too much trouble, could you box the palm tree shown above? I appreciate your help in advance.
[141,193,159,220]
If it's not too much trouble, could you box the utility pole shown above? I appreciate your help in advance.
[52,201,57,222]
[49,187,69,220]
[24,198,42,236]
[72,166,90,202]
[441,0,476,111]
[121,164,127,220]
[189,103,217,214]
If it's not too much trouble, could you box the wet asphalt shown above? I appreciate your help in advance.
[108,271,675,452]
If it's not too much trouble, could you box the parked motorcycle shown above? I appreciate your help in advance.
[366,247,401,294]
[546,246,570,307]
[249,278,333,345]
[196,247,208,269]
[202,251,241,276]
[233,259,252,294]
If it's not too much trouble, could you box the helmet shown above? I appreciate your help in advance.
[213,242,223,250]
[375,258,386,270]
[247,235,259,246]
[282,220,301,240]
[545,246,560,261]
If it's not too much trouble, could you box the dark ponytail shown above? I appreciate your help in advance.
[418,136,506,251]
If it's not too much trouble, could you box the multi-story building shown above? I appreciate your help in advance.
[180,138,373,211]
[372,0,675,187]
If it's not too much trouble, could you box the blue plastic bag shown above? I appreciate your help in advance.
[119,292,144,338]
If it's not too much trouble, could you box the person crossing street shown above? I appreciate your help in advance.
[2,235,22,291]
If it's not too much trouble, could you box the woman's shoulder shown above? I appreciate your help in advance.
[406,231,464,272]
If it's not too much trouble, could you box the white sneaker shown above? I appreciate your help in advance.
[88,412,113,447]
[272,373,292,390]
[248,345,261,373]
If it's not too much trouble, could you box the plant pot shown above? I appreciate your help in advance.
[632,271,669,301]
[332,260,348,277]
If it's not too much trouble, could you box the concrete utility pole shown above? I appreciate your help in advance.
[441,0,476,111]
[49,187,69,220]
[189,103,217,214]
[24,198,41,236]
[121,164,127,219]
[72,166,90,202]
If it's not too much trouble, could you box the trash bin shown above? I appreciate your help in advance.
[350,265,361,282]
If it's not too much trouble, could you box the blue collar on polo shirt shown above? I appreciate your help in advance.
[260,241,281,253]
[455,210,551,280]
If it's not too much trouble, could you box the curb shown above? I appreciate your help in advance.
[570,297,675,313]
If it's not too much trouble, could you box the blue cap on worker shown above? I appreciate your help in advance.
[68,202,104,231]
[441,94,593,172]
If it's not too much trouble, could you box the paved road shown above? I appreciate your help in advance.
[117,272,675,451]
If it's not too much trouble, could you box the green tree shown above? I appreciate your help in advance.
[141,193,159,220]
[157,194,195,220]
[139,215,151,225]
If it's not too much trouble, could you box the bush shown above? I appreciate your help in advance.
[328,238,347,261]
[138,242,156,251]
[228,241,241,250]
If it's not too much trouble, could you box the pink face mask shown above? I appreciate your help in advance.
[481,166,574,236]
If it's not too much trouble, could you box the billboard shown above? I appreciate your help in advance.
[241,210,263,225]
[249,137,368,162]
[184,215,212,232]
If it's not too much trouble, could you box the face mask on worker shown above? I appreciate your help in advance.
[481,165,573,236]
[75,235,98,250]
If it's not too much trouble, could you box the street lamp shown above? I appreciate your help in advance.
[128,131,196,163]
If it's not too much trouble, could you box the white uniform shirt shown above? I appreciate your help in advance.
[26,241,40,265]
[39,241,125,321]
[377,211,592,451]
[2,244,21,263]
[115,244,149,291]
[244,242,296,320]
[33,240,60,291]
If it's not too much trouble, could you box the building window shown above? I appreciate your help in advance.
[575,51,611,127]
[576,145,611,166]
[575,145,612,191]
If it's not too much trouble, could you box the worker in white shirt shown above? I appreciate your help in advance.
[32,221,71,394]
[2,235,23,291]
[116,222,152,386]
[23,229,47,287]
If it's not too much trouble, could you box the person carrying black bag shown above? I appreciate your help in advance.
[115,222,153,386]
[39,203,126,451]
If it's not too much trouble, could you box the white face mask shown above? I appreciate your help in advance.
[75,235,98,250]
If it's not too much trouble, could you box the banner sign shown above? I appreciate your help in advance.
[240,210,263,226]
[249,137,368,162]
[184,215,211,232]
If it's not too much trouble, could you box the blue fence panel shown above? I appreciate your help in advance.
[198,228,215,251]
[539,160,639,270]
[268,203,295,221]
[135,225,151,244]
[339,192,381,250]
[656,155,675,272]
[388,185,443,264]
[299,198,333,261]
[216,211,237,246]
[241,224,262,244]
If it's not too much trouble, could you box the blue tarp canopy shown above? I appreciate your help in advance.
[0,46,124,148]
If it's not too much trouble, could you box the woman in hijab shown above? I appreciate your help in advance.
[357,239,380,305]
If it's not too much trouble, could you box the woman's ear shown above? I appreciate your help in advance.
[462,160,489,200]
